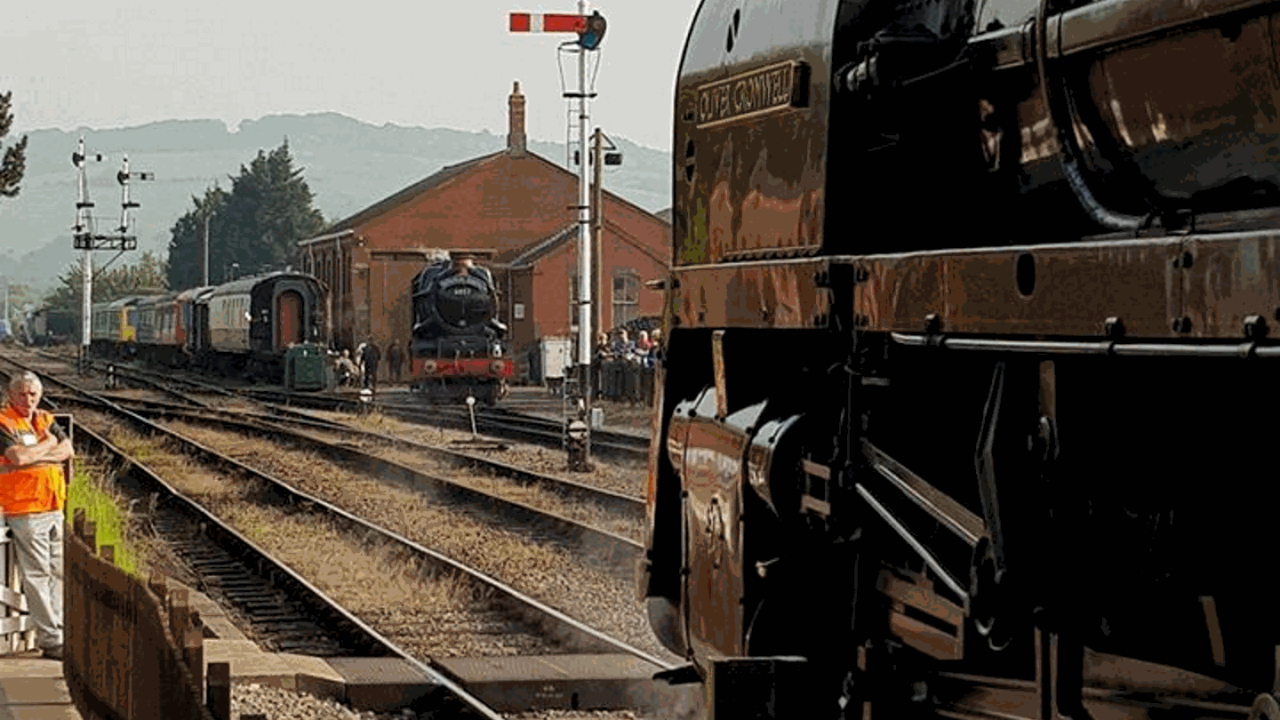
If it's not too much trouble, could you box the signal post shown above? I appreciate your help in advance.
[510,4,607,472]
[72,138,152,374]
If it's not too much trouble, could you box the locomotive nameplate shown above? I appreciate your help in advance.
[696,60,809,129]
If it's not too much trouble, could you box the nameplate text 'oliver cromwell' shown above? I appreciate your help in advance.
[696,60,809,128]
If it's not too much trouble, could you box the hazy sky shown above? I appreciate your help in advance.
[2,0,702,152]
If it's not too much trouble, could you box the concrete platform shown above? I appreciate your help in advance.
[433,653,673,712]
[202,639,347,700]
[324,657,438,712]
[0,653,83,720]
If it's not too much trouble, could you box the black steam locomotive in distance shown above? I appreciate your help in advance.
[409,252,512,405]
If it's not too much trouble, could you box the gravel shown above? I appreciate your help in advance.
[232,683,410,720]
[232,682,685,720]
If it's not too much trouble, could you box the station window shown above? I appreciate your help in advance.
[612,270,640,327]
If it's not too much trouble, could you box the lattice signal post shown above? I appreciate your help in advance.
[510,5,607,472]
[72,137,153,373]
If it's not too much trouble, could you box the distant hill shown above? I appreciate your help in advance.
[0,113,672,296]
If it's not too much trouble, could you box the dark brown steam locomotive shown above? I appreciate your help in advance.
[641,0,1280,717]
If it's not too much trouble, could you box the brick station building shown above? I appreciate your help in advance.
[296,81,671,381]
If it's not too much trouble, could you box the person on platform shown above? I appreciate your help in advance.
[361,341,382,392]
[0,372,74,660]
[336,350,359,387]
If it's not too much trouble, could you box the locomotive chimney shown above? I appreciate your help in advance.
[508,81,527,157]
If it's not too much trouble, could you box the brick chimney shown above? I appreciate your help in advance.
[507,81,527,156]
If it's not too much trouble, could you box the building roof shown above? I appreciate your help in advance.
[319,150,507,235]
[307,147,666,242]
[492,217,669,271]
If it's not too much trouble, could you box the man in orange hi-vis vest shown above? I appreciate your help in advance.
[0,372,73,660]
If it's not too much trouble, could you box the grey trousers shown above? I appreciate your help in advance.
[7,511,64,650]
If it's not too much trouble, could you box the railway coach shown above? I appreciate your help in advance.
[89,296,146,360]
[193,271,325,382]
[134,293,186,367]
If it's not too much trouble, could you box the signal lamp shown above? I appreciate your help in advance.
[579,11,606,49]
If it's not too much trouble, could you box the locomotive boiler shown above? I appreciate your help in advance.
[641,0,1280,718]
[409,253,512,404]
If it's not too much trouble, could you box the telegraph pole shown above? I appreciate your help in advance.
[592,128,604,346]
[590,128,623,364]
[203,206,212,286]
[509,5,607,472]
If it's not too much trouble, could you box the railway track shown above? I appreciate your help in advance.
[45,350,650,460]
[38,350,647,504]
[26,396,504,718]
[108,395,645,529]
[119,401,643,566]
[0,349,680,715]
[243,388,651,460]
[76,425,382,659]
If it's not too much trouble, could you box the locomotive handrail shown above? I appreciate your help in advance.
[890,333,1275,357]
[972,0,1278,70]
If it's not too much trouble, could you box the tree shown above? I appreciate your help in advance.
[167,185,228,291]
[44,251,169,315]
[166,140,325,290]
[0,91,28,198]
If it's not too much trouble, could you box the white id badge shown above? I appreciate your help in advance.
[18,433,36,447]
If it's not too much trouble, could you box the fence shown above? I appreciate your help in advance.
[593,359,656,405]
[0,523,35,653]
[65,508,218,720]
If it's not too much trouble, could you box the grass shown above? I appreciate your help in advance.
[65,458,146,576]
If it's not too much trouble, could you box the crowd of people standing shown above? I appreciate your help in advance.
[592,326,660,404]
[331,339,405,391]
